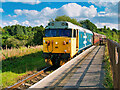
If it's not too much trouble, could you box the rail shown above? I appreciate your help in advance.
[7,66,51,89]
[107,39,120,89]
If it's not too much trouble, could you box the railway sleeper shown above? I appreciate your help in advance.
[17,87,21,90]
[38,74,45,78]
[30,80,38,83]
[45,72,51,75]
[34,77,40,81]
[24,83,32,87]
[19,84,28,89]
[27,80,35,85]
[36,76,43,80]
[41,73,48,77]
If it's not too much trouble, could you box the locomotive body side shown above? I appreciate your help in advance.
[78,29,93,52]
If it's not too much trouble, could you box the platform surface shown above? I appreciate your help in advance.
[29,46,105,89]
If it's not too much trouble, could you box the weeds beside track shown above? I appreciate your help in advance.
[7,66,53,89]
[1,45,49,88]
[103,45,113,88]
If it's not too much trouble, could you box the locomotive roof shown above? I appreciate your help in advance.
[46,21,93,34]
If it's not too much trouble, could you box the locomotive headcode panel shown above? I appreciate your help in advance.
[43,21,93,66]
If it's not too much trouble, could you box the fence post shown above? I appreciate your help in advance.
[107,39,119,89]
[118,47,120,89]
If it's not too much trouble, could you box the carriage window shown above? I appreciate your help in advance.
[73,30,76,37]
[45,29,72,37]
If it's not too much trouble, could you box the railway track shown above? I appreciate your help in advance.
[7,66,56,89]
[6,46,95,89]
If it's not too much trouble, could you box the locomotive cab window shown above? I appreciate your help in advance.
[45,29,72,37]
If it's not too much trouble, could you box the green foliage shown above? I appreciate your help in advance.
[14,34,28,40]
[55,15,82,26]
[97,27,119,42]
[2,25,44,48]
[118,31,120,43]
[103,45,113,88]
[79,19,97,32]
[2,51,48,88]
[33,25,45,45]
[5,37,21,48]
[112,28,118,34]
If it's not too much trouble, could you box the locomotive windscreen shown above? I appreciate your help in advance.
[45,29,72,37]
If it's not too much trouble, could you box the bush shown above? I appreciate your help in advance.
[5,37,22,48]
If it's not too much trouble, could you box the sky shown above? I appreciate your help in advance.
[0,0,119,29]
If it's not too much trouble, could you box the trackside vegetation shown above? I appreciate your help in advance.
[1,25,44,49]
[103,45,113,88]
[2,46,48,88]
[1,45,43,60]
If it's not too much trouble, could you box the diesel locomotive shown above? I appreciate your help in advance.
[43,21,106,66]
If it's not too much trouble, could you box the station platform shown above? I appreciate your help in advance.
[29,46,105,89]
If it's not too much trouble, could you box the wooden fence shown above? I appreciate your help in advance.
[107,39,120,89]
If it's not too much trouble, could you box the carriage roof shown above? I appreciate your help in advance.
[46,21,93,34]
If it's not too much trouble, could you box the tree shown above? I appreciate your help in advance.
[107,27,111,31]
[2,24,45,48]
[55,15,82,27]
[14,25,24,35]
[104,26,106,30]
[79,20,97,32]
[5,37,21,48]
[33,25,45,45]
[118,30,120,43]
[112,28,118,34]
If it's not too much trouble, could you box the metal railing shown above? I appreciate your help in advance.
[107,39,120,89]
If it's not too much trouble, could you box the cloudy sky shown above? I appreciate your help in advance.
[0,0,119,29]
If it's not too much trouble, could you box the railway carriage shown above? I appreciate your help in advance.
[99,34,106,45]
[93,32,100,45]
[43,21,93,66]
[93,32,106,45]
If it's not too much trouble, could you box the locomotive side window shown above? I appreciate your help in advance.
[73,29,76,37]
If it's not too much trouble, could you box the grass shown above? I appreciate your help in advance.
[0,69,2,89]
[103,45,113,88]
[47,70,54,73]
[1,45,49,88]
[1,45,43,60]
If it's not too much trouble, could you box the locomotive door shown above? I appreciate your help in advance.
[76,29,79,50]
